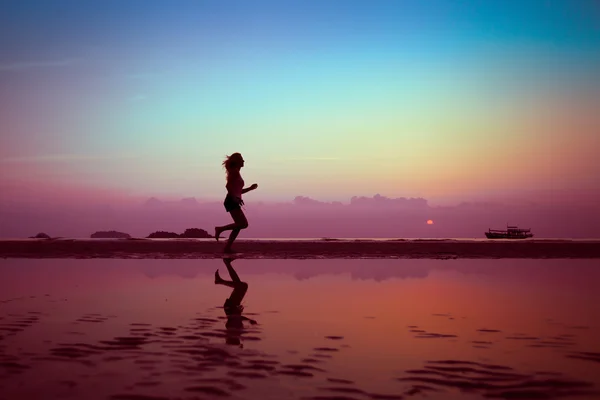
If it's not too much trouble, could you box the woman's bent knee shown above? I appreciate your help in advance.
[238,222,249,229]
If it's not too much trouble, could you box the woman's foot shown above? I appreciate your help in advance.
[215,269,224,284]
[214,227,222,242]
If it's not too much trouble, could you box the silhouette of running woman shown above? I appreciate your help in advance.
[214,257,257,347]
[214,153,258,253]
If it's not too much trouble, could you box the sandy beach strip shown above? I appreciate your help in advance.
[1,238,599,259]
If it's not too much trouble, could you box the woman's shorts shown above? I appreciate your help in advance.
[224,195,244,212]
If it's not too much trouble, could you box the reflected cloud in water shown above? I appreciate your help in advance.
[135,258,600,292]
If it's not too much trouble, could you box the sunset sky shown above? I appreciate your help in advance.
[1,0,599,205]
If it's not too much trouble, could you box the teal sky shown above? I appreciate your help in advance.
[1,0,599,204]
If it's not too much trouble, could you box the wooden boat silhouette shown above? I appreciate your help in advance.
[485,225,533,239]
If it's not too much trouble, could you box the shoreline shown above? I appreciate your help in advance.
[1,238,599,259]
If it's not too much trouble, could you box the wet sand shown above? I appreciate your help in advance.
[1,258,599,399]
[1,238,600,259]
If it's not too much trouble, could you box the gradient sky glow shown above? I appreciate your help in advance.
[1,0,599,204]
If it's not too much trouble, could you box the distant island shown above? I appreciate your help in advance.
[147,230,179,238]
[147,228,213,239]
[26,228,213,239]
[91,231,131,239]
[181,228,213,238]
[29,232,51,239]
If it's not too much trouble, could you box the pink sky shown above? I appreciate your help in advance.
[1,1,599,238]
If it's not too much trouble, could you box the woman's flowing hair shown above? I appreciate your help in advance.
[222,153,243,179]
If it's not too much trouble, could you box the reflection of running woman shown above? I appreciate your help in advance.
[214,257,257,346]
[214,153,258,254]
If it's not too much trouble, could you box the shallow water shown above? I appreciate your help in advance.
[1,259,599,400]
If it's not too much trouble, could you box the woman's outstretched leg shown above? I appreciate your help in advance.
[223,209,248,253]
[224,229,241,253]
[215,223,237,242]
